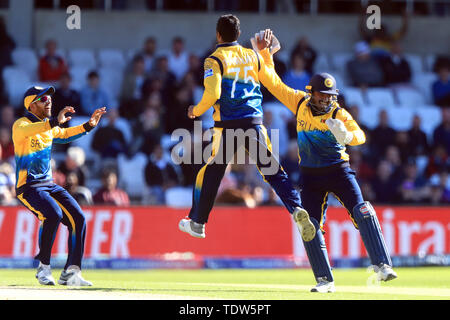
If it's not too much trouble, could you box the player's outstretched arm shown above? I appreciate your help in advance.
[253,30,306,115]
[53,106,106,144]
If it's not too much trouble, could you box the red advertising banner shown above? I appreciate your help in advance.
[0,206,448,259]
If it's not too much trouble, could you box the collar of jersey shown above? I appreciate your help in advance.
[216,41,239,48]
[25,111,45,123]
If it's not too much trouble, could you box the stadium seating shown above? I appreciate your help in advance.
[69,66,91,90]
[12,48,38,81]
[329,52,353,74]
[2,66,32,107]
[412,72,436,103]
[396,87,427,107]
[341,87,366,107]
[98,67,124,101]
[386,106,414,131]
[404,54,425,75]
[313,53,330,73]
[117,153,148,199]
[68,49,97,70]
[165,187,193,208]
[366,88,396,107]
[98,49,126,70]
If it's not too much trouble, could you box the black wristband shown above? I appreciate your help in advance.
[49,118,60,128]
[83,122,95,132]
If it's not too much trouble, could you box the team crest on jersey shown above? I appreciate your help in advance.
[324,78,333,88]
[204,69,214,78]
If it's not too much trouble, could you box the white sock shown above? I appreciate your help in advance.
[39,262,50,269]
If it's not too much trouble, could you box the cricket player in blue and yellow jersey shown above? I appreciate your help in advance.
[178,15,316,242]
[252,30,397,292]
[13,85,106,286]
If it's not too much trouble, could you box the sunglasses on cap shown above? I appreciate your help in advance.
[32,95,51,104]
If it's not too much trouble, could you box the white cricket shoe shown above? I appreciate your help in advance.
[58,265,93,286]
[293,207,316,242]
[311,278,335,293]
[179,218,206,238]
[375,264,398,282]
[35,263,55,286]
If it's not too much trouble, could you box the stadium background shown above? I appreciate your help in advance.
[0,0,449,269]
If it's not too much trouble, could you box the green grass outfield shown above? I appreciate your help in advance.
[0,267,449,300]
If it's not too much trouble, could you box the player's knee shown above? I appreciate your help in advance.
[352,201,376,222]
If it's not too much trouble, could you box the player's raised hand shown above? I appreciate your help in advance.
[57,106,76,124]
[88,107,107,127]
[188,105,196,119]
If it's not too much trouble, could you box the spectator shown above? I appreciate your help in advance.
[38,39,68,82]
[80,70,110,116]
[0,104,16,128]
[57,146,89,187]
[167,36,189,83]
[384,145,404,181]
[134,36,157,73]
[282,53,311,91]
[52,72,81,121]
[119,55,147,119]
[0,126,14,162]
[380,41,412,86]
[65,172,93,206]
[432,64,450,107]
[291,36,317,75]
[429,170,450,204]
[393,131,412,164]
[93,169,130,206]
[398,161,428,203]
[0,160,16,205]
[188,54,203,87]
[425,144,450,178]
[51,159,66,187]
[91,108,128,159]
[143,144,180,204]
[147,55,177,107]
[281,140,301,187]
[215,165,258,208]
[348,147,375,183]
[371,160,400,204]
[432,108,450,154]
[408,114,430,157]
[130,92,165,156]
[359,8,409,58]
[370,109,397,159]
[165,74,196,133]
[0,16,15,98]
[347,41,384,88]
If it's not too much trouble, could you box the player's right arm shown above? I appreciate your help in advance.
[12,118,58,144]
[191,57,222,117]
[257,49,306,115]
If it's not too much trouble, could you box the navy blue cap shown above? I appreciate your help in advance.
[23,86,55,109]
[306,73,339,95]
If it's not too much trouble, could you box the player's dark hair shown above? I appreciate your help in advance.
[216,14,240,42]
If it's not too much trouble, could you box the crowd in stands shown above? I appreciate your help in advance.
[0,14,449,207]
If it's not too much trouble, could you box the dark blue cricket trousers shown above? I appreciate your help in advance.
[17,183,87,270]
[189,124,302,224]
[299,163,364,229]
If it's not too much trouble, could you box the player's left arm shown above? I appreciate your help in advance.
[188,58,222,118]
[53,107,106,144]
[335,108,366,146]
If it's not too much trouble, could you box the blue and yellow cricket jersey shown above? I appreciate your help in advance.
[258,49,366,168]
[12,111,93,194]
[193,41,269,127]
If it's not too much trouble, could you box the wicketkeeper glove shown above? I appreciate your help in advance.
[325,118,353,146]
[250,30,281,54]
